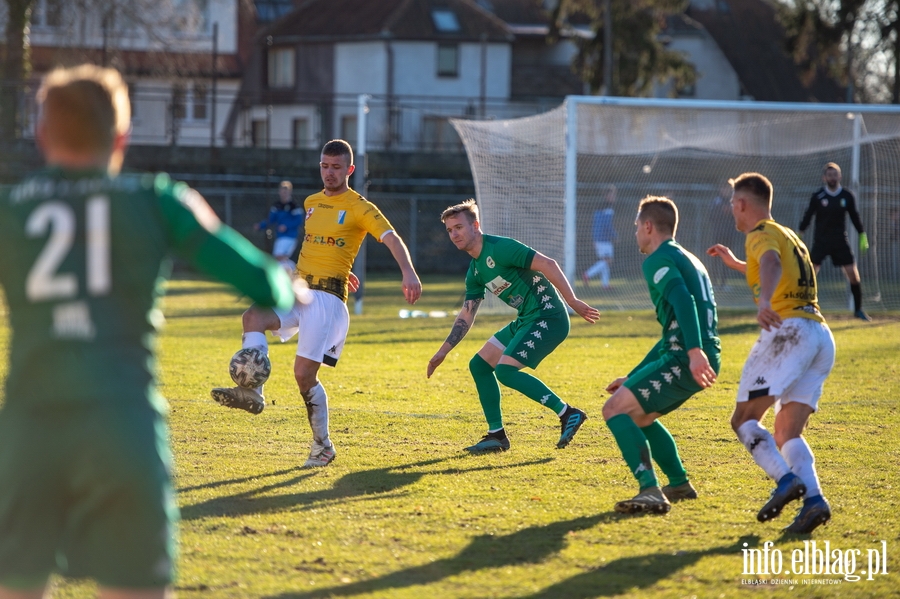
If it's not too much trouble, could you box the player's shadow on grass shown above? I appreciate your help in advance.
[178,466,304,494]
[179,456,553,521]
[515,534,758,599]
[266,513,611,599]
[267,516,758,599]
[267,518,757,599]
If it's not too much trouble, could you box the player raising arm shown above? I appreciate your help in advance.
[708,172,835,534]
[211,139,421,469]
[0,65,296,599]
[427,199,599,453]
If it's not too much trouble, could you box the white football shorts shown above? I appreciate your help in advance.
[272,290,349,367]
[594,241,614,259]
[272,236,298,257]
[736,317,835,412]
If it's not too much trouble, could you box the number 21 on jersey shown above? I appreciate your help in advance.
[25,196,110,302]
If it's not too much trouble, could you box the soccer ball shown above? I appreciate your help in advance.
[229,347,271,389]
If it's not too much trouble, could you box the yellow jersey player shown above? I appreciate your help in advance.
[708,172,835,534]
[212,140,422,468]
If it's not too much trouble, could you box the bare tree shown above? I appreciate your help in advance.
[0,0,231,143]
[777,0,900,103]
[549,0,697,97]
[1,0,34,142]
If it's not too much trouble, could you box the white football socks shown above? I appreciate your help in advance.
[736,419,791,482]
[241,331,269,395]
[242,331,268,351]
[303,383,331,448]
[781,436,822,498]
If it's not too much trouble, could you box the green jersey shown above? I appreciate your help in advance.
[464,234,567,321]
[0,167,295,410]
[642,239,719,355]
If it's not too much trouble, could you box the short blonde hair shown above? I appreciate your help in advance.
[637,196,678,235]
[730,172,773,208]
[37,64,130,157]
[441,198,479,223]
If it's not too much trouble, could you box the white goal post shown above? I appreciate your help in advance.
[452,97,900,313]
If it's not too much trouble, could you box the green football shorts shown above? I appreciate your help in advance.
[492,312,570,369]
[0,400,177,589]
[623,342,722,415]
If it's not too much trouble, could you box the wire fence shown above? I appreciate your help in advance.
[3,80,559,152]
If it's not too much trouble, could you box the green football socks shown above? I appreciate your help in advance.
[641,420,689,487]
[494,364,566,414]
[469,354,503,430]
[607,413,658,490]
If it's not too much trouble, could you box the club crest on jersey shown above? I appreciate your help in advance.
[840,199,846,207]
[306,207,314,220]
[821,199,828,207]
[486,256,495,268]
[337,210,347,224]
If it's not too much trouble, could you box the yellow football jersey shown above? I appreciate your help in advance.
[744,219,825,323]
[298,188,394,301]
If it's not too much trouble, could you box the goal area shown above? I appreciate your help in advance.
[452,97,900,314]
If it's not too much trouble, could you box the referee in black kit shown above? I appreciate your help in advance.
[799,162,871,321]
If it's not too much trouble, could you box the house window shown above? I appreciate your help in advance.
[292,118,310,149]
[432,9,460,32]
[256,0,294,23]
[252,119,268,147]
[437,44,459,78]
[268,47,295,88]
[172,84,187,120]
[341,115,358,147]
[33,0,64,27]
[173,0,209,32]
[172,82,209,121]
[192,83,208,120]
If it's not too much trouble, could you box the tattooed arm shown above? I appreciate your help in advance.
[426,298,482,378]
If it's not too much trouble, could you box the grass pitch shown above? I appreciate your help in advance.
[2,275,899,598]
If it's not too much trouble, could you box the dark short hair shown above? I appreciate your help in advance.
[637,196,678,235]
[322,139,353,165]
[730,172,773,208]
[441,198,479,223]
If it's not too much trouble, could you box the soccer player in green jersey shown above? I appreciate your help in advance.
[603,196,720,514]
[427,199,600,452]
[0,65,296,598]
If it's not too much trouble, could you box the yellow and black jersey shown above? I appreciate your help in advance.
[745,219,825,323]
[298,188,394,301]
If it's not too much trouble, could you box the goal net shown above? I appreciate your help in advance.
[452,97,900,314]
